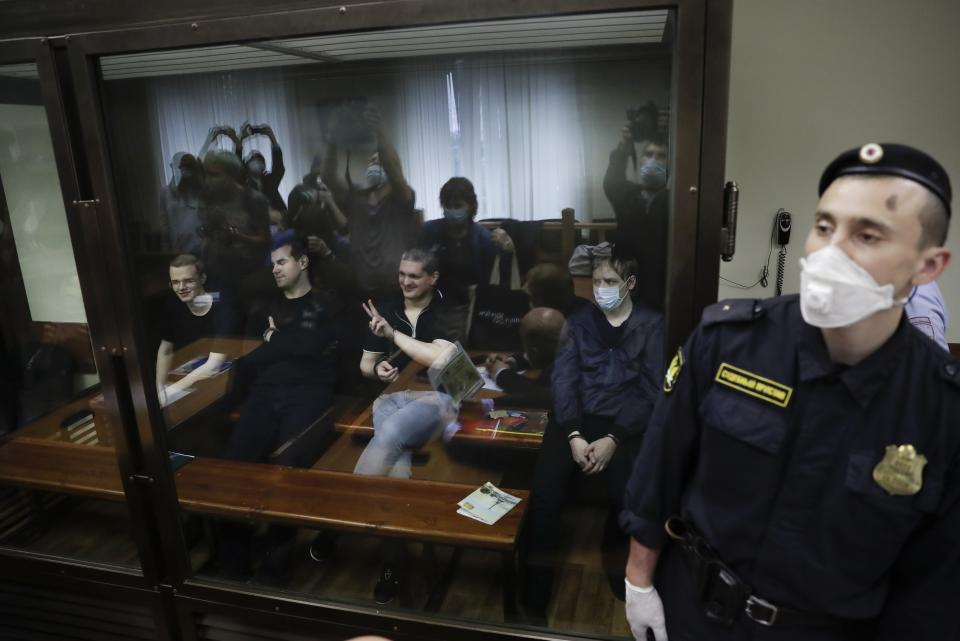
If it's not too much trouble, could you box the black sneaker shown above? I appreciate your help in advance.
[373,565,400,605]
[308,531,339,563]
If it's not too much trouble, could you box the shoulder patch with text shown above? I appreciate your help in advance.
[663,347,684,393]
[714,363,793,408]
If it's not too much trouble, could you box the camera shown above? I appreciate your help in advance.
[626,101,663,143]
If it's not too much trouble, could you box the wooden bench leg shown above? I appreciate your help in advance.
[424,545,461,613]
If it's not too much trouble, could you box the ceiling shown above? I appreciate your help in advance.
[95,10,669,80]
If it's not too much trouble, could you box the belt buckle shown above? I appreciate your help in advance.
[745,595,778,626]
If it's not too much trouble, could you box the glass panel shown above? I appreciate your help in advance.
[100,9,673,636]
[0,63,140,569]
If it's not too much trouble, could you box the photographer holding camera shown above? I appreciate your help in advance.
[603,103,670,311]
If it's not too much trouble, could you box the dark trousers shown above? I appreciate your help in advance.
[521,415,640,614]
[216,384,332,580]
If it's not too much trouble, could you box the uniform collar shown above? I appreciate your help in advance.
[797,307,912,408]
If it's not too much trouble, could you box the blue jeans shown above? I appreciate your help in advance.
[353,390,456,478]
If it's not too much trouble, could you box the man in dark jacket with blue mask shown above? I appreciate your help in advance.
[418,177,515,339]
[603,124,669,312]
[520,248,664,622]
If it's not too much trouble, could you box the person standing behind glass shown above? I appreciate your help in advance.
[418,177,515,340]
[160,152,204,254]
[321,106,418,304]
[197,149,272,307]
[239,122,287,214]
[603,123,670,311]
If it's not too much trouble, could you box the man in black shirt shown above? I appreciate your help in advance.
[351,247,459,604]
[216,230,339,583]
[155,254,240,404]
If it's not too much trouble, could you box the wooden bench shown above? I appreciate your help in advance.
[0,437,528,613]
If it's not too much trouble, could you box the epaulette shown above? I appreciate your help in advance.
[938,359,960,389]
[702,298,764,327]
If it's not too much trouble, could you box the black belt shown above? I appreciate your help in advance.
[664,517,849,629]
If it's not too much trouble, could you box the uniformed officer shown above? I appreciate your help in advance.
[620,143,959,641]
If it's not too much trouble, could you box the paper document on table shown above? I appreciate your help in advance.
[169,356,233,377]
[457,482,521,525]
[160,386,195,408]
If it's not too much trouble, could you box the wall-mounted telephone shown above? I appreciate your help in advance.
[720,204,793,293]
[774,209,791,295]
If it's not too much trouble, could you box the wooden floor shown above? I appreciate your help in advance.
[0,488,141,569]
[188,503,630,639]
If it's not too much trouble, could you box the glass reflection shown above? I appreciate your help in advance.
[0,64,136,570]
[102,9,673,636]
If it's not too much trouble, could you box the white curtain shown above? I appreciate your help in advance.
[394,54,588,221]
[392,66,456,218]
[149,70,304,204]
[451,54,587,222]
[147,59,590,222]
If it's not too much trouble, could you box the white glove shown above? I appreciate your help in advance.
[625,578,668,641]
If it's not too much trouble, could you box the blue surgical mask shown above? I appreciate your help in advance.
[443,206,470,224]
[594,283,627,311]
[366,164,386,189]
[639,159,667,191]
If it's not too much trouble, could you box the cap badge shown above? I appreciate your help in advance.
[859,143,883,165]
[873,444,927,496]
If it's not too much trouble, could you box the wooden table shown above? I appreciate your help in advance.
[0,438,527,613]
[334,353,547,449]
[9,337,259,449]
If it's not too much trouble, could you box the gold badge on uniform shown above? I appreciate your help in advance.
[664,347,684,393]
[714,363,793,408]
[873,445,927,496]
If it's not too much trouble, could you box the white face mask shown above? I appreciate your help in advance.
[594,282,627,311]
[799,244,908,328]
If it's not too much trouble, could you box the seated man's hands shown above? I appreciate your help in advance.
[484,354,515,379]
[363,300,395,341]
[569,435,590,469]
[583,436,617,475]
[262,315,278,342]
[375,359,399,383]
